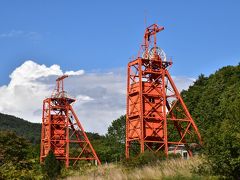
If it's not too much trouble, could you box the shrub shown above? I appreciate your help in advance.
[122,151,168,168]
[42,150,61,179]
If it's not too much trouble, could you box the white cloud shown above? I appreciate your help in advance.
[0,30,42,41]
[0,60,194,134]
[65,70,85,76]
[8,60,62,88]
[0,60,85,126]
[0,30,24,38]
[172,76,195,91]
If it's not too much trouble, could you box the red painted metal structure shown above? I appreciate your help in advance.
[40,75,101,167]
[126,24,202,158]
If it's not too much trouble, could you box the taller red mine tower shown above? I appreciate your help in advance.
[126,24,202,158]
[40,75,101,167]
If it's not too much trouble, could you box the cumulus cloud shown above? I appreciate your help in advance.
[0,60,194,134]
[0,60,85,124]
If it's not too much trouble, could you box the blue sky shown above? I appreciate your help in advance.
[0,0,239,85]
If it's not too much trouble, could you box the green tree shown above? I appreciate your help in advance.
[104,115,126,162]
[182,64,240,178]
[0,131,42,179]
[202,83,240,178]
[0,131,30,165]
[90,115,126,163]
[42,150,61,179]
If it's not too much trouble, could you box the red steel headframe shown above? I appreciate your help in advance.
[40,75,101,167]
[126,24,202,158]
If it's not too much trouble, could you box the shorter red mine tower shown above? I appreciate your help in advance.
[126,24,202,158]
[40,75,101,167]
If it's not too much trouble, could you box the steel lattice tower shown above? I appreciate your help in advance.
[126,24,202,158]
[40,75,101,167]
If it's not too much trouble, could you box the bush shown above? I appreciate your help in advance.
[0,131,30,165]
[122,151,168,168]
[0,131,43,179]
[42,150,61,179]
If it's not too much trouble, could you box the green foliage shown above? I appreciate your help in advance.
[106,115,126,144]
[182,64,240,178]
[122,151,166,168]
[0,131,42,179]
[105,115,125,161]
[42,150,61,179]
[94,115,126,163]
[0,131,29,164]
[202,92,240,178]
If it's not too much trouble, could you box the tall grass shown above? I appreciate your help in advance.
[65,156,211,180]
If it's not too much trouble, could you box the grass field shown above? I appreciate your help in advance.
[64,156,216,180]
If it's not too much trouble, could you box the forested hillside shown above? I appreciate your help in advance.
[0,113,41,144]
[0,112,104,144]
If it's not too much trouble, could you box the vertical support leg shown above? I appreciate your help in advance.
[40,100,45,163]
[65,106,69,168]
[140,141,145,153]
[126,65,130,159]
[139,59,145,154]
[126,141,129,158]
[162,70,168,156]
[47,99,52,156]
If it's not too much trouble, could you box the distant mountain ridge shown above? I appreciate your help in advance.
[0,113,41,144]
[0,112,103,144]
